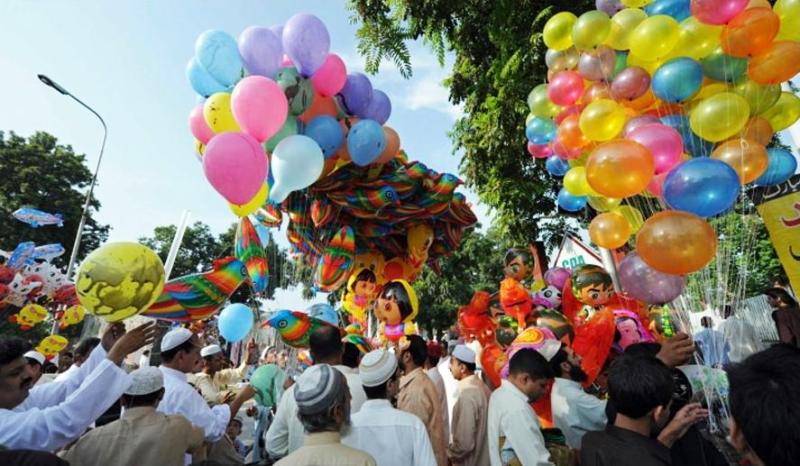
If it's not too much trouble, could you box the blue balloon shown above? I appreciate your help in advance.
[526,117,557,145]
[304,116,344,158]
[660,114,715,157]
[546,156,571,177]
[663,158,740,217]
[347,119,386,166]
[645,0,691,20]
[359,89,392,124]
[652,58,703,103]
[254,223,271,247]
[218,303,253,342]
[701,49,748,83]
[754,148,798,186]
[195,30,243,87]
[558,188,587,212]
[186,58,227,97]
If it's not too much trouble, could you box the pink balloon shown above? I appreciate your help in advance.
[647,171,668,197]
[203,132,268,204]
[311,54,347,98]
[627,124,683,175]
[189,104,214,144]
[231,76,289,143]
[551,137,583,160]
[528,142,553,159]
[548,71,584,106]
[623,115,661,137]
[691,0,748,25]
[280,54,293,67]
[555,105,582,124]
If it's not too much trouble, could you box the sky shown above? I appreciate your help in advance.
[0,0,493,311]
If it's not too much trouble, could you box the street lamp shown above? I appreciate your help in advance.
[38,74,108,279]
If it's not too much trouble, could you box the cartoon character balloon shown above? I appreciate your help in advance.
[500,249,534,329]
[8,303,48,330]
[342,268,378,326]
[36,335,69,358]
[458,291,496,345]
[375,279,418,344]
[612,309,655,353]
[570,264,616,325]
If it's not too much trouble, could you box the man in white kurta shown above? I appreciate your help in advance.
[193,342,254,404]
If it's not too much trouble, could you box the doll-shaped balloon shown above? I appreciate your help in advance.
[9,303,48,330]
[499,249,534,329]
[375,279,419,344]
[383,224,433,282]
[532,285,562,310]
[342,268,378,326]
[458,291,496,345]
[612,309,655,354]
[563,264,616,327]
[354,250,386,285]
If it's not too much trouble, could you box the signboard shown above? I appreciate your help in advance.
[551,233,603,269]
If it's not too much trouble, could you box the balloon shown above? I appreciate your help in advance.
[627,123,683,174]
[636,211,717,274]
[730,80,781,115]
[588,196,622,212]
[691,0,748,25]
[614,205,645,232]
[775,0,800,41]
[231,76,288,143]
[564,167,595,196]
[186,57,227,97]
[645,0,691,20]
[360,89,392,124]
[622,0,654,7]
[557,114,590,150]
[557,188,588,211]
[624,115,661,136]
[526,117,557,144]
[589,212,631,249]
[76,242,165,322]
[581,82,613,103]
[652,57,703,103]
[711,139,769,184]
[647,171,668,197]
[618,253,685,303]
[265,117,300,153]
[572,10,612,50]
[747,41,800,85]
[760,92,800,131]
[754,148,798,186]
[721,7,780,57]
[543,12,578,51]
[375,126,401,164]
[551,137,584,160]
[545,47,580,72]
[735,116,773,145]
[586,140,654,197]
[690,92,750,142]
[299,95,341,124]
[548,71,584,106]
[282,13,330,76]
[347,119,386,166]
[629,15,679,60]
[672,17,722,60]
[238,27,282,79]
[195,30,242,87]
[189,104,214,145]
[311,54,347,98]
[528,142,553,159]
[701,47,748,82]
[269,135,324,203]
[606,8,648,50]
[304,115,344,158]
[203,92,239,133]
[276,67,315,116]
[230,183,269,217]
[204,132,268,204]
[218,303,253,342]
[579,99,626,141]
[340,73,374,115]
[611,66,651,101]
[546,156,571,176]
[578,46,617,81]
[663,158,740,217]
[660,114,715,157]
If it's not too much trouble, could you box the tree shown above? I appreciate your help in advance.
[349,0,592,247]
[0,131,109,264]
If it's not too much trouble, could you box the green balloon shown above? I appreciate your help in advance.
[265,118,300,153]
[276,67,315,116]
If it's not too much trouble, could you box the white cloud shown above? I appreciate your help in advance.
[402,75,463,120]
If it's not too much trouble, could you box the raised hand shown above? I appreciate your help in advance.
[106,321,157,366]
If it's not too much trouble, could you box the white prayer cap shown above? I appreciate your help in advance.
[294,364,346,414]
[537,339,563,362]
[201,344,223,358]
[24,351,45,366]
[124,367,164,396]
[160,328,193,352]
[260,345,276,360]
[359,348,398,387]
[452,344,476,364]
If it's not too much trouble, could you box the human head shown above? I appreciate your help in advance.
[1,338,34,409]
[426,340,442,368]
[226,417,243,439]
[309,325,343,365]
[449,344,477,381]
[376,280,418,325]
[277,349,289,369]
[548,343,586,383]
[727,344,800,466]
[360,348,400,401]
[765,288,798,309]
[608,353,674,432]
[160,329,201,374]
[723,305,734,319]
[73,337,100,366]
[398,335,427,372]
[201,344,225,373]
[120,366,165,409]
[342,342,361,369]
[57,351,73,372]
[506,348,553,402]
[700,316,714,329]
[24,350,45,384]
[260,345,277,365]
[295,364,351,433]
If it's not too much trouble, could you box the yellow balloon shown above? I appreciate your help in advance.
[203,92,240,133]
[194,140,205,157]
[579,99,627,141]
[689,92,750,142]
[692,83,728,102]
[606,8,648,51]
[613,205,645,233]
[229,183,269,217]
[622,0,653,6]
[588,196,622,212]
[76,242,166,322]
[760,92,800,131]
[527,84,562,117]
[775,0,800,41]
[544,12,578,51]
[730,80,782,115]
[568,152,591,168]
[572,10,611,50]
[563,166,596,196]
[625,53,663,75]
[666,17,721,61]
[629,15,680,60]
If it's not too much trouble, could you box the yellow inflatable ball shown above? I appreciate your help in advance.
[670,17,721,61]
[76,242,166,322]
[563,166,595,196]
[622,0,653,6]
[572,10,611,50]
[689,92,750,142]
[775,0,800,41]
[589,212,631,249]
[229,183,269,217]
[613,205,645,233]
[527,84,562,118]
[629,15,680,61]
[730,80,781,115]
[544,12,578,51]
[606,8,648,51]
[588,196,622,212]
[203,92,240,133]
[759,92,800,132]
[579,99,627,142]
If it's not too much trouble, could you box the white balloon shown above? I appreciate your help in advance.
[269,135,324,203]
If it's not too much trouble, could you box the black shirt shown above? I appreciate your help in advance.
[581,425,672,466]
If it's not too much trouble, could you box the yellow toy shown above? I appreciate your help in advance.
[8,303,48,331]
[59,305,86,330]
[382,224,433,282]
[342,268,378,326]
[36,335,69,358]
[375,279,418,345]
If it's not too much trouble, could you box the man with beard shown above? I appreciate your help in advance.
[546,340,608,449]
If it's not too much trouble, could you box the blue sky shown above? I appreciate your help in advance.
[0,1,492,310]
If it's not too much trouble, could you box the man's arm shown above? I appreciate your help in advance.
[265,386,294,458]
[447,395,478,462]
[503,409,554,466]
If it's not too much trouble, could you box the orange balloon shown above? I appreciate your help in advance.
[637,211,717,275]
[711,139,769,184]
[589,212,631,249]
[746,0,771,8]
[557,114,590,150]
[622,89,656,111]
[721,8,780,57]
[586,140,654,198]
[581,82,612,104]
[298,96,341,124]
[748,41,800,85]
[375,127,401,164]
[733,116,773,145]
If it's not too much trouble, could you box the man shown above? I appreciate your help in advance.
[23,350,45,385]
[275,364,376,466]
[718,306,762,363]
[447,344,490,466]
[60,366,206,466]
[342,341,362,369]
[194,341,255,405]
[343,348,437,466]
[767,287,800,346]
[139,349,151,368]
[547,340,607,450]
[488,348,554,466]
[424,340,450,443]
[396,335,447,466]
[727,344,800,466]
[208,416,247,465]
[56,351,73,374]
[55,337,101,382]
[581,354,708,466]
[0,322,155,451]
[266,325,367,458]
[694,317,728,368]
[261,345,277,365]
[277,349,289,369]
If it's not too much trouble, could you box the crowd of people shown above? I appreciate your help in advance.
[1,290,800,466]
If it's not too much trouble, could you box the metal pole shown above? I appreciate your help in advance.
[164,210,191,279]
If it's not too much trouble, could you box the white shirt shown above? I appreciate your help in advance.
[427,366,450,442]
[719,317,764,363]
[54,363,79,382]
[488,380,553,466]
[157,366,230,442]
[438,356,458,428]
[343,399,437,466]
[0,346,131,451]
[266,364,367,458]
[550,378,607,449]
[139,353,150,367]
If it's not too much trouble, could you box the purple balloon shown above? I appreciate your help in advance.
[269,24,284,44]
[544,267,572,290]
[238,27,282,79]
[578,46,617,82]
[618,253,686,304]
[596,0,624,15]
[340,73,373,116]
[624,115,661,137]
[611,66,651,101]
[282,13,330,77]
[359,89,392,124]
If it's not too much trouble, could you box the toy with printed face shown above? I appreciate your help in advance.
[503,249,532,281]
[571,265,616,325]
[5,273,42,307]
[36,335,69,358]
[59,305,86,330]
[383,224,433,283]
[613,309,655,353]
[375,279,418,344]
[354,250,386,284]
[9,304,48,330]
[458,291,496,345]
[500,248,535,329]
[26,262,67,297]
[533,285,562,309]
[342,268,378,325]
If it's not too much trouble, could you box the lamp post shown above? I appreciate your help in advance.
[38,74,108,280]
